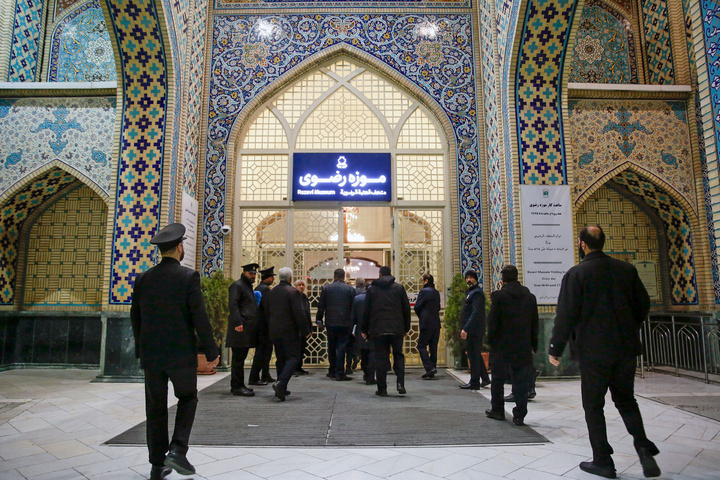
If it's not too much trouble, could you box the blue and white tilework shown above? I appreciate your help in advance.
[48,1,116,82]
[203,14,480,276]
[214,0,471,9]
[7,0,45,81]
[0,97,116,197]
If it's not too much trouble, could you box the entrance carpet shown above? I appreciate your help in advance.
[107,369,548,447]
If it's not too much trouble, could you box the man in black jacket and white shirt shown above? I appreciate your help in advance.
[361,266,411,397]
[549,225,659,479]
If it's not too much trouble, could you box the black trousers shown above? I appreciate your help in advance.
[417,327,440,373]
[372,335,405,390]
[249,322,274,382]
[230,347,250,390]
[580,356,658,465]
[296,335,308,372]
[272,334,303,391]
[143,367,198,466]
[326,326,351,377]
[490,362,532,420]
[466,335,490,385]
[360,348,375,381]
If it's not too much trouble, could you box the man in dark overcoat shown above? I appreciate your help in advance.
[249,266,276,385]
[351,282,374,384]
[459,270,490,389]
[226,262,260,396]
[131,223,219,480]
[414,273,441,379]
[316,268,356,380]
[263,267,312,401]
[485,265,538,426]
[361,266,411,397]
[549,225,660,479]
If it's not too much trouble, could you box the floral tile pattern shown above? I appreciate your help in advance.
[8,0,44,81]
[214,0,471,9]
[0,97,116,196]
[642,0,675,84]
[569,99,696,213]
[203,13,481,276]
[568,0,637,84]
[48,1,116,82]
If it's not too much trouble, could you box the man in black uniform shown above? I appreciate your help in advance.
[249,266,276,385]
[414,273,441,379]
[264,267,312,401]
[459,270,491,390]
[549,225,660,479]
[485,265,538,426]
[131,223,219,480]
[316,268,356,381]
[361,266,411,397]
[227,263,260,397]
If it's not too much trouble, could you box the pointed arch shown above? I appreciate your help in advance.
[221,44,459,275]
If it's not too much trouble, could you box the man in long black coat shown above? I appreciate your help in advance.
[361,266,411,397]
[226,263,260,396]
[316,268,356,381]
[549,225,660,479]
[131,223,219,480]
[414,273,441,379]
[485,265,538,426]
[263,267,311,401]
[459,270,490,389]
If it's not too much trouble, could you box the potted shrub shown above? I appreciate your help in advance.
[443,272,491,370]
[199,270,233,374]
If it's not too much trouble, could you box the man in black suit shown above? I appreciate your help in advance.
[549,225,660,479]
[131,223,219,480]
[227,263,260,397]
[485,265,538,426]
[263,267,312,401]
[249,266,276,385]
[316,268,356,381]
[414,273,441,379]
[459,270,490,390]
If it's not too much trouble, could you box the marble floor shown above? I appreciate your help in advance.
[0,368,718,480]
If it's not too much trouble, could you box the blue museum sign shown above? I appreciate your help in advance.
[292,153,392,202]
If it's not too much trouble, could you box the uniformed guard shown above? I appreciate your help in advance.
[131,223,219,480]
[227,262,261,396]
[248,266,277,385]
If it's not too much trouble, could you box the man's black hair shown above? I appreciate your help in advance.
[501,265,518,283]
[579,225,605,251]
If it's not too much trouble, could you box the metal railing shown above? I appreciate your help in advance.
[641,313,720,383]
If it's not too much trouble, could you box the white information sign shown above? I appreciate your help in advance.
[520,185,575,304]
[180,192,198,270]
[633,259,659,299]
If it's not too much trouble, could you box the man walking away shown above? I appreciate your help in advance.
[549,225,660,479]
[351,281,375,384]
[316,268,356,381]
[414,273,441,379]
[264,268,312,401]
[131,223,219,480]
[485,265,538,426]
[249,266,276,385]
[361,266,411,397]
[226,263,260,397]
[459,270,491,390]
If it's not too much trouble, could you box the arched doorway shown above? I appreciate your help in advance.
[232,57,451,366]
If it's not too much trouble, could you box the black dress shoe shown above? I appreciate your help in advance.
[326,373,336,378]
[231,387,255,397]
[528,388,536,399]
[579,461,616,479]
[296,368,309,375]
[375,388,388,397]
[512,416,525,426]
[637,447,661,477]
[248,380,268,386]
[480,381,491,388]
[336,375,352,381]
[345,367,354,375]
[261,376,276,383]
[164,451,195,476]
[397,383,406,394]
[422,369,437,379]
[459,383,480,390]
[365,379,377,385]
[485,409,506,421]
[150,465,171,480]
[504,393,515,402]
[271,381,285,401]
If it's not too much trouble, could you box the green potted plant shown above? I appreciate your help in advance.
[199,270,233,373]
[443,272,491,370]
